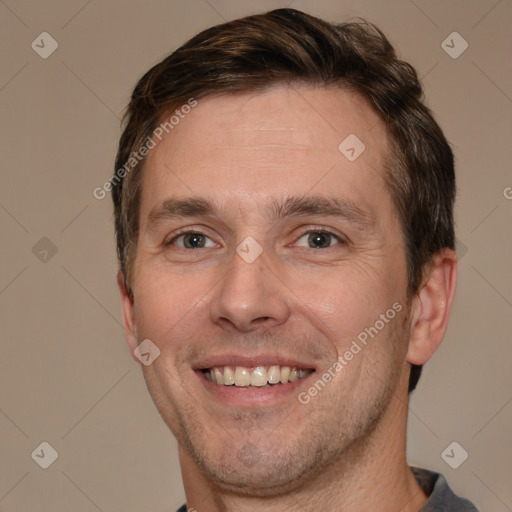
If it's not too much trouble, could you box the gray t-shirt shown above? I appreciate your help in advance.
[176,466,479,511]
[412,467,479,511]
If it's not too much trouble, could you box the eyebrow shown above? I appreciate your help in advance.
[146,194,374,232]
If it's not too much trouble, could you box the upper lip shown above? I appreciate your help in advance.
[192,354,318,371]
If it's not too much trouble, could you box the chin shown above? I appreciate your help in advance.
[199,454,312,496]
[183,433,333,497]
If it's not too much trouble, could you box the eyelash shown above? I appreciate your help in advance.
[164,227,346,249]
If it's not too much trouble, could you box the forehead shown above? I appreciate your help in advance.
[140,84,392,223]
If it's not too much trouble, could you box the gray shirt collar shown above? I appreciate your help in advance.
[412,466,479,511]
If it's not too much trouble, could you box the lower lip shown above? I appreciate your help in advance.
[195,370,315,406]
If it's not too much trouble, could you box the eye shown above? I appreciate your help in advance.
[295,230,343,249]
[165,231,217,249]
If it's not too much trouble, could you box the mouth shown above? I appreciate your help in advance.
[201,365,314,389]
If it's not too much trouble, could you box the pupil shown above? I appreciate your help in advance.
[309,232,330,248]
[185,234,204,248]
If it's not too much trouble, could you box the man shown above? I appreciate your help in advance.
[112,8,478,511]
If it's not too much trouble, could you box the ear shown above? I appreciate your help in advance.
[117,270,140,363]
[407,248,458,365]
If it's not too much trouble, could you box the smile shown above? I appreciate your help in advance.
[203,365,314,387]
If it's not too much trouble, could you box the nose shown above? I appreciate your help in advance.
[209,245,292,333]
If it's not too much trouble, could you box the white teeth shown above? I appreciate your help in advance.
[223,366,235,385]
[268,365,281,384]
[251,366,268,387]
[288,368,299,382]
[214,367,223,385]
[234,366,251,386]
[280,366,291,384]
[205,365,312,387]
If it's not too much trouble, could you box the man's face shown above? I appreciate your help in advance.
[125,85,412,494]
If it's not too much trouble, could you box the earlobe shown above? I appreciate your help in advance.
[117,270,140,363]
[407,248,458,366]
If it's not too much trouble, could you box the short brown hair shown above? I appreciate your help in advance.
[112,8,455,392]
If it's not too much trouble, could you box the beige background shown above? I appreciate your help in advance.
[1,0,511,510]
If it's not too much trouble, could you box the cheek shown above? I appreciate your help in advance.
[132,268,212,351]
[292,263,403,346]
[299,266,409,399]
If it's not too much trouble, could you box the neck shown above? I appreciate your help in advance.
[180,381,427,511]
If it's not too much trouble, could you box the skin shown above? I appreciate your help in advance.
[118,84,457,511]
